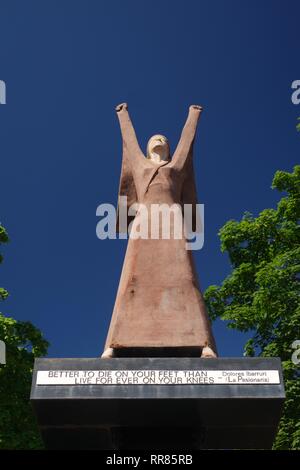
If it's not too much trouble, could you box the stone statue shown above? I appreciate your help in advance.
[102,103,217,359]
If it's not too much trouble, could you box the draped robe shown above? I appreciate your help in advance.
[104,104,217,355]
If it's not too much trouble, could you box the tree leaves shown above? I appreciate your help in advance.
[0,313,49,449]
[0,223,49,449]
[204,166,300,449]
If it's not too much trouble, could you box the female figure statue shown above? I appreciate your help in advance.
[102,103,217,359]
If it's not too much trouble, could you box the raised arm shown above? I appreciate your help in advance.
[172,105,203,170]
[115,103,144,160]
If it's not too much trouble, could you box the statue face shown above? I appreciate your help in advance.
[146,134,170,163]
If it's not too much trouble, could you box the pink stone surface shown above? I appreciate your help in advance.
[104,104,217,354]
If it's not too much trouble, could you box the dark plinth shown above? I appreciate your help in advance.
[31,357,285,450]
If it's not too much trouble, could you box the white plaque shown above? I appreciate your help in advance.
[36,369,280,386]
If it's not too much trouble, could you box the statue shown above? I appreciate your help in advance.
[102,103,217,359]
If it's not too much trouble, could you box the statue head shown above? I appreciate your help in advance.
[146,134,170,163]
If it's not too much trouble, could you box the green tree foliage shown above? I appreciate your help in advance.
[0,224,49,449]
[204,166,300,449]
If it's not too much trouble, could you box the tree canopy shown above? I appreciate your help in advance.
[204,165,300,449]
[0,224,49,449]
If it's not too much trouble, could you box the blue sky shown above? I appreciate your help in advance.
[0,0,299,357]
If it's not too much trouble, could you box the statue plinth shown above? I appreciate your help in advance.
[31,356,284,449]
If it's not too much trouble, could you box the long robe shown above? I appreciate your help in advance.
[104,104,217,354]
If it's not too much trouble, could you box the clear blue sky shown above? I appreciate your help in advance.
[0,0,299,357]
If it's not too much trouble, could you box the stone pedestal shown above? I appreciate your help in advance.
[30,357,285,449]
